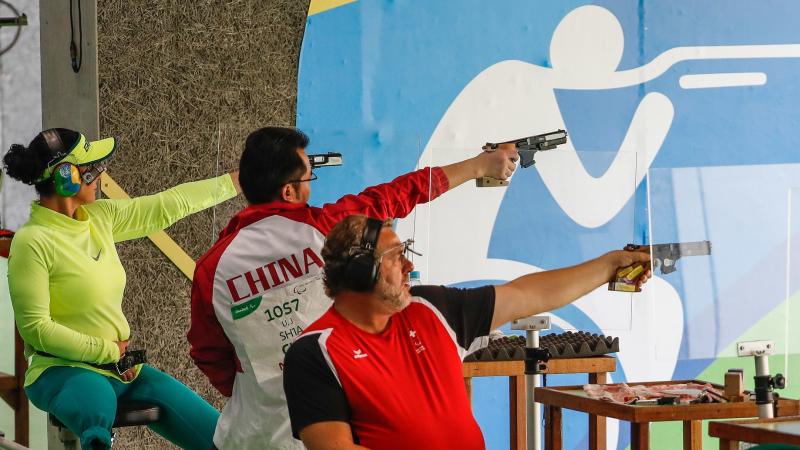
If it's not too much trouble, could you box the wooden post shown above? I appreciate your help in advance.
[509,375,526,450]
[588,372,606,450]
[683,420,701,450]
[631,422,650,450]
[14,328,28,446]
[544,406,563,450]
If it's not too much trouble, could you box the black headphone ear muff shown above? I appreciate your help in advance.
[40,129,82,197]
[42,128,76,197]
[344,218,383,292]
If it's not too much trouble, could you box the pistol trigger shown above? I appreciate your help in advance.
[661,261,677,275]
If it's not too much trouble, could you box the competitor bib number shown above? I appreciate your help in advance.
[231,273,332,385]
[264,299,300,322]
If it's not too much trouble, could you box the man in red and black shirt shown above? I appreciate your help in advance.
[283,216,652,450]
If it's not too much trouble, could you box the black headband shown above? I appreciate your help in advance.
[42,129,68,161]
[359,218,383,255]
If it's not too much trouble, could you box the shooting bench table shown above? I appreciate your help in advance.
[709,415,800,449]
[534,380,800,450]
[462,356,616,450]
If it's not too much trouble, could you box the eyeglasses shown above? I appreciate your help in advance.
[375,239,423,263]
[287,171,318,184]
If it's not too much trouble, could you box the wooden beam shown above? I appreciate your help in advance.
[100,174,196,280]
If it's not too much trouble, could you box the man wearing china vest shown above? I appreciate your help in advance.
[188,126,518,449]
[283,215,651,450]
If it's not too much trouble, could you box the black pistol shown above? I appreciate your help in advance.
[477,129,568,187]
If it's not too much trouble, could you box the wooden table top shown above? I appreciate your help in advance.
[463,356,616,377]
[709,416,800,445]
[534,379,800,423]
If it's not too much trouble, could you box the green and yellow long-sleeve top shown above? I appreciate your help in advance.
[8,174,237,386]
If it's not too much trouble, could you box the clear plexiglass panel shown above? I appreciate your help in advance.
[397,144,640,332]
[649,164,795,365]
[784,187,800,380]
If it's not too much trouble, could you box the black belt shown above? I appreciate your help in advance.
[36,350,147,376]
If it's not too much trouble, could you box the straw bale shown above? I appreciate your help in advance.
[98,1,310,447]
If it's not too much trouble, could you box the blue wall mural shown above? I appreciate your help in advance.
[298,1,800,448]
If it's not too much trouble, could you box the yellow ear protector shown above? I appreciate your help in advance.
[41,129,103,197]
[344,218,384,291]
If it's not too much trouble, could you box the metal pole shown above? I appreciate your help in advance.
[754,354,774,418]
[737,340,784,419]
[512,316,550,450]
[526,329,541,450]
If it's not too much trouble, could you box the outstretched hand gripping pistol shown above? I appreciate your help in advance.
[476,129,568,187]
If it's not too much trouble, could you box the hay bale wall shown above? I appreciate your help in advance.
[97,1,310,447]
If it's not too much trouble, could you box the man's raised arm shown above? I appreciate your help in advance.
[317,144,518,232]
[440,143,518,188]
[490,250,652,330]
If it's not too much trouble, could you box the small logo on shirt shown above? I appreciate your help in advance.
[91,249,102,261]
[352,349,368,359]
[409,329,426,354]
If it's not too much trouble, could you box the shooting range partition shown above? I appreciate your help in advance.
[647,164,795,365]
[403,146,639,333]
[785,187,800,381]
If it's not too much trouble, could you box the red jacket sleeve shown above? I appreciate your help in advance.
[315,167,449,233]
[188,261,240,397]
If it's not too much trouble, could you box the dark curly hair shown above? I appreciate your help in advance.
[3,128,80,196]
[322,215,392,297]
[239,127,309,204]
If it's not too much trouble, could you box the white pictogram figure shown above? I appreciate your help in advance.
[397,6,800,426]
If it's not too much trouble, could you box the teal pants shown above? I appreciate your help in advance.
[26,365,219,450]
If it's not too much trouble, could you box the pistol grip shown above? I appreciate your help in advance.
[476,177,509,187]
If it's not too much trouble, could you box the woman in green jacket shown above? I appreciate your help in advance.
[4,128,240,449]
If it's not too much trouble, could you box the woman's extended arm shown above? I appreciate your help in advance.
[97,172,240,242]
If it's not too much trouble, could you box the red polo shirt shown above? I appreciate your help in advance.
[284,285,495,450]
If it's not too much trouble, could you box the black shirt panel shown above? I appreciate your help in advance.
[283,333,354,441]
[410,284,496,349]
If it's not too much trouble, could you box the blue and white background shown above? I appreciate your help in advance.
[298,1,800,448]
